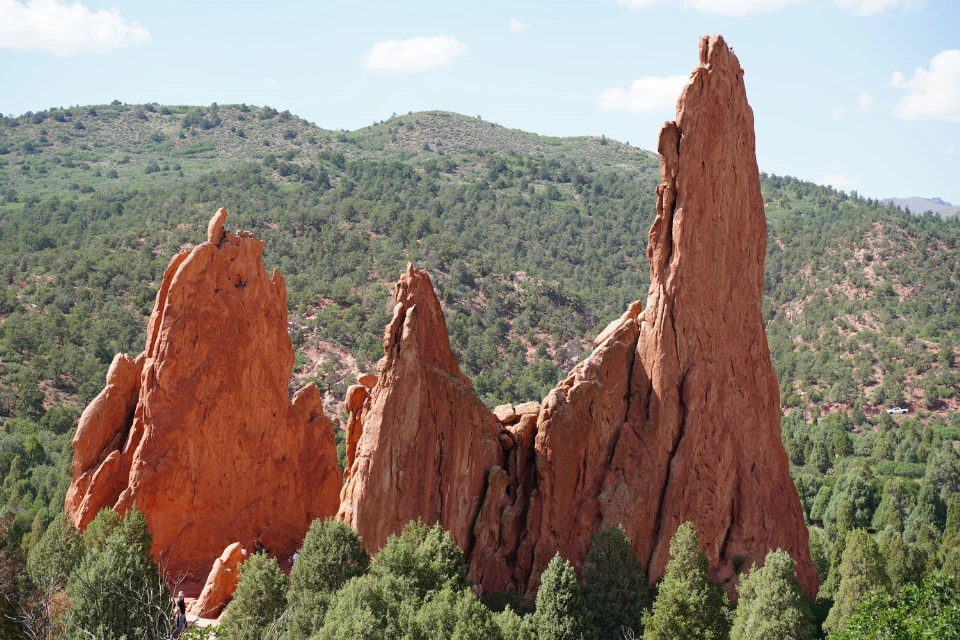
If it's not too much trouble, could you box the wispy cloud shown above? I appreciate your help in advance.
[817,174,863,191]
[598,75,688,113]
[509,17,529,31]
[833,107,847,118]
[858,92,875,111]
[0,0,150,55]
[616,0,805,15]
[891,49,960,122]
[265,77,276,86]
[361,35,468,72]
[946,146,955,155]
[616,0,922,15]
[833,0,924,17]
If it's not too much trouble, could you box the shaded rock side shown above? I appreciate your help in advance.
[189,542,245,619]
[66,208,342,591]
[471,35,818,599]
[337,265,503,555]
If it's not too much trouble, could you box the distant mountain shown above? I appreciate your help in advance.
[882,196,960,218]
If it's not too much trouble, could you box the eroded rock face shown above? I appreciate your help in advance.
[470,35,818,598]
[337,265,503,554]
[66,209,342,592]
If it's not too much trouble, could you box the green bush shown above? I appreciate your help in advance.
[219,552,288,640]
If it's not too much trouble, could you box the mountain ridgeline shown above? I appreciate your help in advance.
[1,71,960,581]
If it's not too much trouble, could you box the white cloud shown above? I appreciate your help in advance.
[617,0,920,14]
[616,0,805,16]
[891,49,960,121]
[598,75,688,113]
[946,146,955,155]
[833,107,847,118]
[509,17,529,31]
[858,92,875,111]
[817,174,863,191]
[265,77,276,85]
[683,0,806,14]
[832,0,923,17]
[361,35,468,72]
[0,0,150,55]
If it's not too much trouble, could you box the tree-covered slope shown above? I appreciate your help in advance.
[1,103,959,557]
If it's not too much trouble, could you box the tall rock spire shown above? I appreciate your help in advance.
[66,208,342,592]
[471,34,818,598]
[337,265,503,554]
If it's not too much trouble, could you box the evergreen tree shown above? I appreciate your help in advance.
[66,506,173,639]
[412,585,504,640]
[831,574,960,640]
[940,493,960,560]
[807,527,831,581]
[313,520,476,640]
[26,512,83,588]
[285,518,370,640]
[495,606,536,640]
[904,484,946,542]
[822,529,891,635]
[534,554,596,640]
[871,490,904,533]
[642,522,729,640]
[82,508,119,554]
[219,551,289,640]
[878,529,921,593]
[582,526,649,640]
[818,529,846,599]
[729,549,814,640]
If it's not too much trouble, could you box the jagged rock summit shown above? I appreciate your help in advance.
[337,264,503,555]
[471,33,817,598]
[338,35,817,599]
[65,208,342,592]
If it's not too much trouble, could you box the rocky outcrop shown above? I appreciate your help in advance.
[470,35,818,598]
[337,265,504,554]
[189,542,245,619]
[65,209,342,593]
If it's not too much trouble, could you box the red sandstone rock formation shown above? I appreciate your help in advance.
[65,209,342,592]
[470,35,818,598]
[337,265,503,554]
[189,542,245,619]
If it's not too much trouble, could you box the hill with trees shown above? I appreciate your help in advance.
[1,103,960,637]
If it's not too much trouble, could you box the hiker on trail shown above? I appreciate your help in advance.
[176,591,187,631]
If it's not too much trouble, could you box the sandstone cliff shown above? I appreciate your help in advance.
[337,265,504,554]
[65,209,342,591]
[470,34,817,598]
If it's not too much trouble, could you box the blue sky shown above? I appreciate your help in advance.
[1,0,958,203]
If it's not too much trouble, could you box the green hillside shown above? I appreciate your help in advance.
[2,106,960,623]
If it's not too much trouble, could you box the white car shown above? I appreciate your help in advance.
[886,407,909,414]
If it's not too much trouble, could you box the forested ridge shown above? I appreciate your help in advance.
[2,102,960,637]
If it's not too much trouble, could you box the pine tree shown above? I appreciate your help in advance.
[26,512,83,588]
[534,554,597,640]
[285,518,370,640]
[822,528,891,635]
[642,522,729,640]
[905,484,946,542]
[66,505,173,639]
[219,551,288,640]
[729,549,814,640]
[582,526,649,640]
